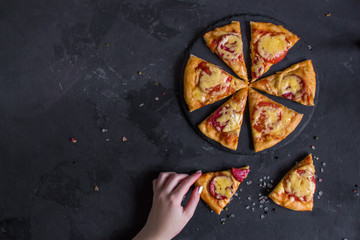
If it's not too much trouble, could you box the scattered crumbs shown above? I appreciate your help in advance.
[155,97,159,101]
[221,222,225,225]
[311,145,316,150]
[326,13,331,17]
[260,215,265,219]
[224,207,228,211]
[122,137,128,142]
[138,71,142,75]
[70,138,77,143]
[308,45,313,51]
[154,82,159,86]
[314,136,319,140]
[105,43,110,47]
[101,128,108,133]
[73,161,77,165]
[94,186,99,191]
[139,103,144,107]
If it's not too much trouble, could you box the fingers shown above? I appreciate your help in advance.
[163,173,189,192]
[173,171,202,198]
[183,186,202,217]
[153,172,175,191]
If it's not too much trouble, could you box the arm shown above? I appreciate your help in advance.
[133,171,203,240]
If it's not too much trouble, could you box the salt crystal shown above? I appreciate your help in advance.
[260,205,263,209]
[264,207,269,211]
[251,207,255,212]
[260,215,265,219]
[248,196,252,201]
[320,168,324,173]
[245,206,250,209]
[318,191,323,196]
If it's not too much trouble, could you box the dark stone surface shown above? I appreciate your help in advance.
[0,0,359,239]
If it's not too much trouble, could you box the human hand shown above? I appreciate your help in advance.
[133,171,203,240]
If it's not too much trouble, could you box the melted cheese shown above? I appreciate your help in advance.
[257,34,288,60]
[252,56,265,78]
[280,75,303,98]
[216,106,241,132]
[213,176,233,198]
[285,166,315,201]
[193,66,230,102]
[217,34,243,60]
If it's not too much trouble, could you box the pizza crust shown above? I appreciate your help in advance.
[198,87,248,150]
[250,22,300,82]
[203,21,248,81]
[269,154,315,211]
[250,60,316,106]
[248,88,303,152]
[183,54,247,112]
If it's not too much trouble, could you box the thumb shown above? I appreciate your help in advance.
[183,186,202,217]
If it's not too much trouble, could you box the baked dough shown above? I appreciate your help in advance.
[184,55,247,112]
[248,88,303,152]
[250,60,316,106]
[198,87,248,150]
[269,154,316,211]
[203,21,248,81]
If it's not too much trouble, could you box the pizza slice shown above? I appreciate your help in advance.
[198,87,248,150]
[250,60,316,106]
[250,22,300,82]
[248,88,303,152]
[203,21,248,81]
[269,154,316,211]
[184,55,248,112]
[195,166,250,214]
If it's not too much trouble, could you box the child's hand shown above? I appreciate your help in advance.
[133,171,203,240]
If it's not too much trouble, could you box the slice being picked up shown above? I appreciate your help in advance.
[184,55,247,112]
[269,154,316,211]
[195,166,250,214]
[248,88,303,152]
[250,22,300,81]
[203,21,248,81]
[250,60,316,106]
[198,87,248,150]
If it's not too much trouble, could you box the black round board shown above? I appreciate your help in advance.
[179,13,320,155]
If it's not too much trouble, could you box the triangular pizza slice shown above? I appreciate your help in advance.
[198,87,248,150]
[250,22,300,82]
[184,55,248,112]
[248,88,303,152]
[250,60,316,106]
[269,154,316,211]
[203,21,248,81]
[195,166,250,214]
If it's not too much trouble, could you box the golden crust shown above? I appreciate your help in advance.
[198,87,248,150]
[269,154,315,211]
[195,166,249,214]
[183,54,247,112]
[250,60,316,106]
[250,22,300,82]
[203,21,248,81]
[248,88,303,152]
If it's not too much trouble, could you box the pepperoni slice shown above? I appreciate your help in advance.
[280,75,305,101]
[209,175,234,200]
[196,62,212,75]
[251,102,282,133]
[216,34,243,61]
[231,168,250,182]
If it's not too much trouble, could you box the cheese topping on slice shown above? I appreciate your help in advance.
[257,33,289,60]
[279,75,303,99]
[213,176,234,199]
[285,166,315,202]
[216,106,242,132]
[217,34,243,60]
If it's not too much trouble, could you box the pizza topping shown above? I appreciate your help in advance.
[252,55,265,79]
[257,33,289,63]
[209,175,234,200]
[284,166,316,202]
[252,102,295,138]
[279,75,305,100]
[193,63,231,102]
[210,104,242,133]
[217,34,243,60]
[231,168,250,182]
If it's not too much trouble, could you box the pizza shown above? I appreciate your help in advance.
[250,22,300,82]
[198,87,248,150]
[248,88,303,152]
[184,54,248,112]
[269,154,316,211]
[250,60,316,106]
[203,21,248,81]
[195,166,250,214]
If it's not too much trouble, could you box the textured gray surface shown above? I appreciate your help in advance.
[0,0,359,239]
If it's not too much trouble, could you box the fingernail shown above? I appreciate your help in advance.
[196,170,202,173]
[198,186,203,194]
